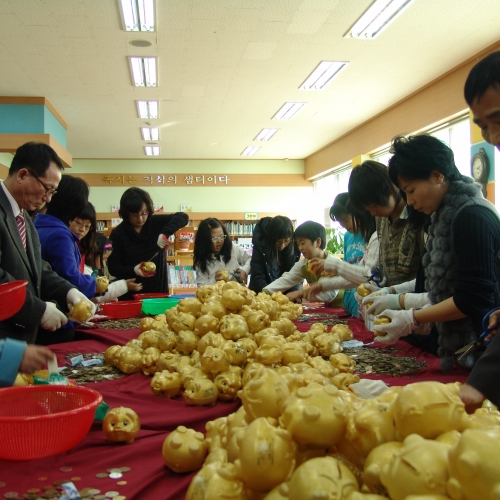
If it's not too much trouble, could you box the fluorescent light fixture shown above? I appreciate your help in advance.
[300,61,349,90]
[136,100,158,119]
[119,0,155,32]
[345,0,413,39]
[141,127,159,141]
[241,146,260,156]
[255,128,278,142]
[144,146,160,156]
[273,102,306,121]
[130,57,157,87]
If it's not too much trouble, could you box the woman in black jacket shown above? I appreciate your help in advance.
[249,216,302,294]
[108,187,188,300]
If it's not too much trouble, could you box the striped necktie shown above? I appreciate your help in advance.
[16,213,26,250]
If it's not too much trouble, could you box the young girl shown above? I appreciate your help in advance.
[108,187,188,300]
[193,218,251,286]
[308,192,378,316]
[249,216,301,294]
[69,202,142,302]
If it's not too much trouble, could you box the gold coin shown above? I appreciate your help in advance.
[96,473,108,478]
[0,483,5,488]
[88,489,101,495]
[115,496,126,500]
[116,481,127,486]
[59,466,73,472]
[70,476,81,482]
[119,467,131,472]
[105,492,119,498]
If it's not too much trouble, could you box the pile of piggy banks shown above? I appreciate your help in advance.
[103,281,359,405]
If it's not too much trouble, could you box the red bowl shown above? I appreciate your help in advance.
[0,280,28,321]
[101,300,142,319]
[133,292,169,300]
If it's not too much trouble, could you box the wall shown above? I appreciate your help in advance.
[305,40,500,180]
[70,158,316,221]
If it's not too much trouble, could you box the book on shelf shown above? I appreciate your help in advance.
[168,264,197,288]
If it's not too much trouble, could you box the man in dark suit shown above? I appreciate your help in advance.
[0,142,94,344]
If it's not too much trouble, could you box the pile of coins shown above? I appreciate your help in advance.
[0,466,131,500]
[95,318,142,331]
[61,353,124,384]
[297,314,349,327]
[343,346,427,376]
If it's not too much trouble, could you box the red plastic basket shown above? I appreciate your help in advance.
[101,300,142,319]
[0,385,102,460]
[0,280,28,321]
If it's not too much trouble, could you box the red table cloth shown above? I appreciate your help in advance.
[0,306,469,499]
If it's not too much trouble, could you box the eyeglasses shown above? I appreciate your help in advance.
[211,235,227,242]
[276,238,291,245]
[27,170,57,197]
[131,211,149,218]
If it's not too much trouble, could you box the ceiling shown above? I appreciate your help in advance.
[1,0,499,161]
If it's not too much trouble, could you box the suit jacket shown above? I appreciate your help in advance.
[0,187,74,343]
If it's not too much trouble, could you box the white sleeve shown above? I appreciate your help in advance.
[319,275,357,291]
[403,292,430,310]
[392,279,416,293]
[195,264,210,287]
[235,244,252,275]
[264,259,305,294]
[325,231,380,286]
[94,280,128,303]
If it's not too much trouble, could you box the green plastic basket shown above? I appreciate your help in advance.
[141,298,179,315]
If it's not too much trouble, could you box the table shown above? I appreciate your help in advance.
[0,306,469,499]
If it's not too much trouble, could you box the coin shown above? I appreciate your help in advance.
[0,483,5,488]
[119,467,131,472]
[88,489,101,495]
[37,477,47,482]
[4,493,19,499]
[96,473,108,478]
[70,476,81,482]
[116,481,127,486]
[108,472,122,479]
[107,469,122,473]
[105,492,119,498]
[114,497,126,500]
[59,466,72,472]
[26,489,40,494]
[94,496,106,500]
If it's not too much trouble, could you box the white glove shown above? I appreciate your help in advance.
[157,234,170,249]
[364,283,392,297]
[373,309,418,344]
[93,280,129,303]
[40,302,68,331]
[67,288,97,316]
[403,292,431,310]
[134,263,156,277]
[364,294,401,315]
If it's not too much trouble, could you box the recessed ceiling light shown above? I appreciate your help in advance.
[255,129,278,141]
[130,56,157,87]
[345,0,413,39]
[141,127,159,141]
[136,100,158,119]
[272,103,306,121]
[144,145,160,156]
[119,0,155,32]
[129,39,152,47]
[299,61,349,90]
[241,146,260,156]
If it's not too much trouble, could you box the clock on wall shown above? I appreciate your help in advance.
[471,148,490,184]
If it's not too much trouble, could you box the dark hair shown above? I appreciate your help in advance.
[330,192,376,241]
[76,202,97,268]
[94,233,112,274]
[194,218,232,274]
[464,51,500,105]
[118,187,154,221]
[348,160,401,213]
[45,175,89,225]
[293,221,326,250]
[9,141,64,177]
[388,134,462,183]
[265,216,295,266]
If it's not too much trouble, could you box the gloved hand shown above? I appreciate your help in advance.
[40,302,68,331]
[364,294,401,315]
[134,262,156,277]
[373,309,418,344]
[364,283,392,297]
[67,288,97,316]
[157,234,170,249]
